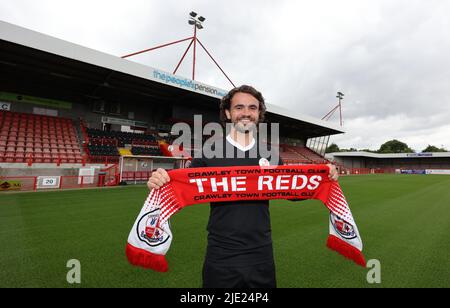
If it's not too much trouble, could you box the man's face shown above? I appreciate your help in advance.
[225,92,260,134]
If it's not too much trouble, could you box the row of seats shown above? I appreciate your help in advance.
[0,152,84,163]
[131,146,163,156]
[89,137,118,146]
[0,141,80,149]
[281,145,328,164]
[86,128,158,147]
[280,151,311,164]
[84,128,165,162]
[1,112,76,131]
[0,111,74,123]
[87,145,120,157]
[0,146,81,154]
[295,147,328,163]
[0,135,78,143]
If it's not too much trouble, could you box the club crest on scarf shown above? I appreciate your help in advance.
[330,213,357,240]
[136,209,170,246]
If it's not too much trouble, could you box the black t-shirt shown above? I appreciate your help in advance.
[191,136,282,266]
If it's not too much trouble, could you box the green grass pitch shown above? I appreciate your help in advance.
[1,174,449,288]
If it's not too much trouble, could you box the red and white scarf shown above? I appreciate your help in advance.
[126,165,366,272]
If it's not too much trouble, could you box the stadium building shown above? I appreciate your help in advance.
[327,151,450,175]
[0,20,346,191]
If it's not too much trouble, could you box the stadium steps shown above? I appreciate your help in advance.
[280,145,329,164]
[73,118,87,156]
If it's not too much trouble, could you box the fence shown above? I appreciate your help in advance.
[0,174,119,192]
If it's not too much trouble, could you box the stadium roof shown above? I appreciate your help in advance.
[0,20,344,138]
[329,151,450,159]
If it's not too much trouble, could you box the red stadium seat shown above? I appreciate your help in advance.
[43,154,52,163]
[15,153,25,162]
[0,111,82,164]
[5,152,15,163]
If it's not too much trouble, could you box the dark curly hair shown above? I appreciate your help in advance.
[219,85,267,127]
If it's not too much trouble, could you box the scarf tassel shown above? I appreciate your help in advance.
[125,243,168,272]
[326,235,366,267]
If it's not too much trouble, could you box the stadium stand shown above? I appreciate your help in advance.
[280,145,329,164]
[0,110,83,164]
[80,124,167,163]
[86,128,158,147]
[295,146,329,163]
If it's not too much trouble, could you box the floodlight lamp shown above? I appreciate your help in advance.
[188,20,195,25]
[196,24,203,29]
[190,11,197,18]
[198,16,205,22]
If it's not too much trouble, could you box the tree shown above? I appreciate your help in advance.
[326,143,340,153]
[378,139,414,153]
[422,145,448,153]
[360,149,378,153]
[340,147,358,152]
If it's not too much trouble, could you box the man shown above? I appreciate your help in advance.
[147,85,338,288]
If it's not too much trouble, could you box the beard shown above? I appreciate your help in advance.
[232,117,258,134]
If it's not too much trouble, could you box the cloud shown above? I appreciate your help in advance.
[330,114,450,151]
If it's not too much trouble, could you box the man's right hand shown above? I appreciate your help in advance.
[147,168,170,191]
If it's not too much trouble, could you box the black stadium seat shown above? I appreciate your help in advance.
[87,144,120,156]
[86,128,157,147]
[131,146,163,156]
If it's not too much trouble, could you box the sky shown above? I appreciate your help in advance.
[1,0,449,152]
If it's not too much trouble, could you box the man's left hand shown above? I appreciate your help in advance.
[327,164,339,181]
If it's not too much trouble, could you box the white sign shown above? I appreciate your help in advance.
[78,167,97,184]
[425,169,450,175]
[37,176,61,189]
[101,116,148,128]
[43,177,58,186]
[1,101,11,111]
[151,69,228,99]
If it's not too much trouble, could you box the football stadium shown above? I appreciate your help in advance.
[1,20,450,288]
